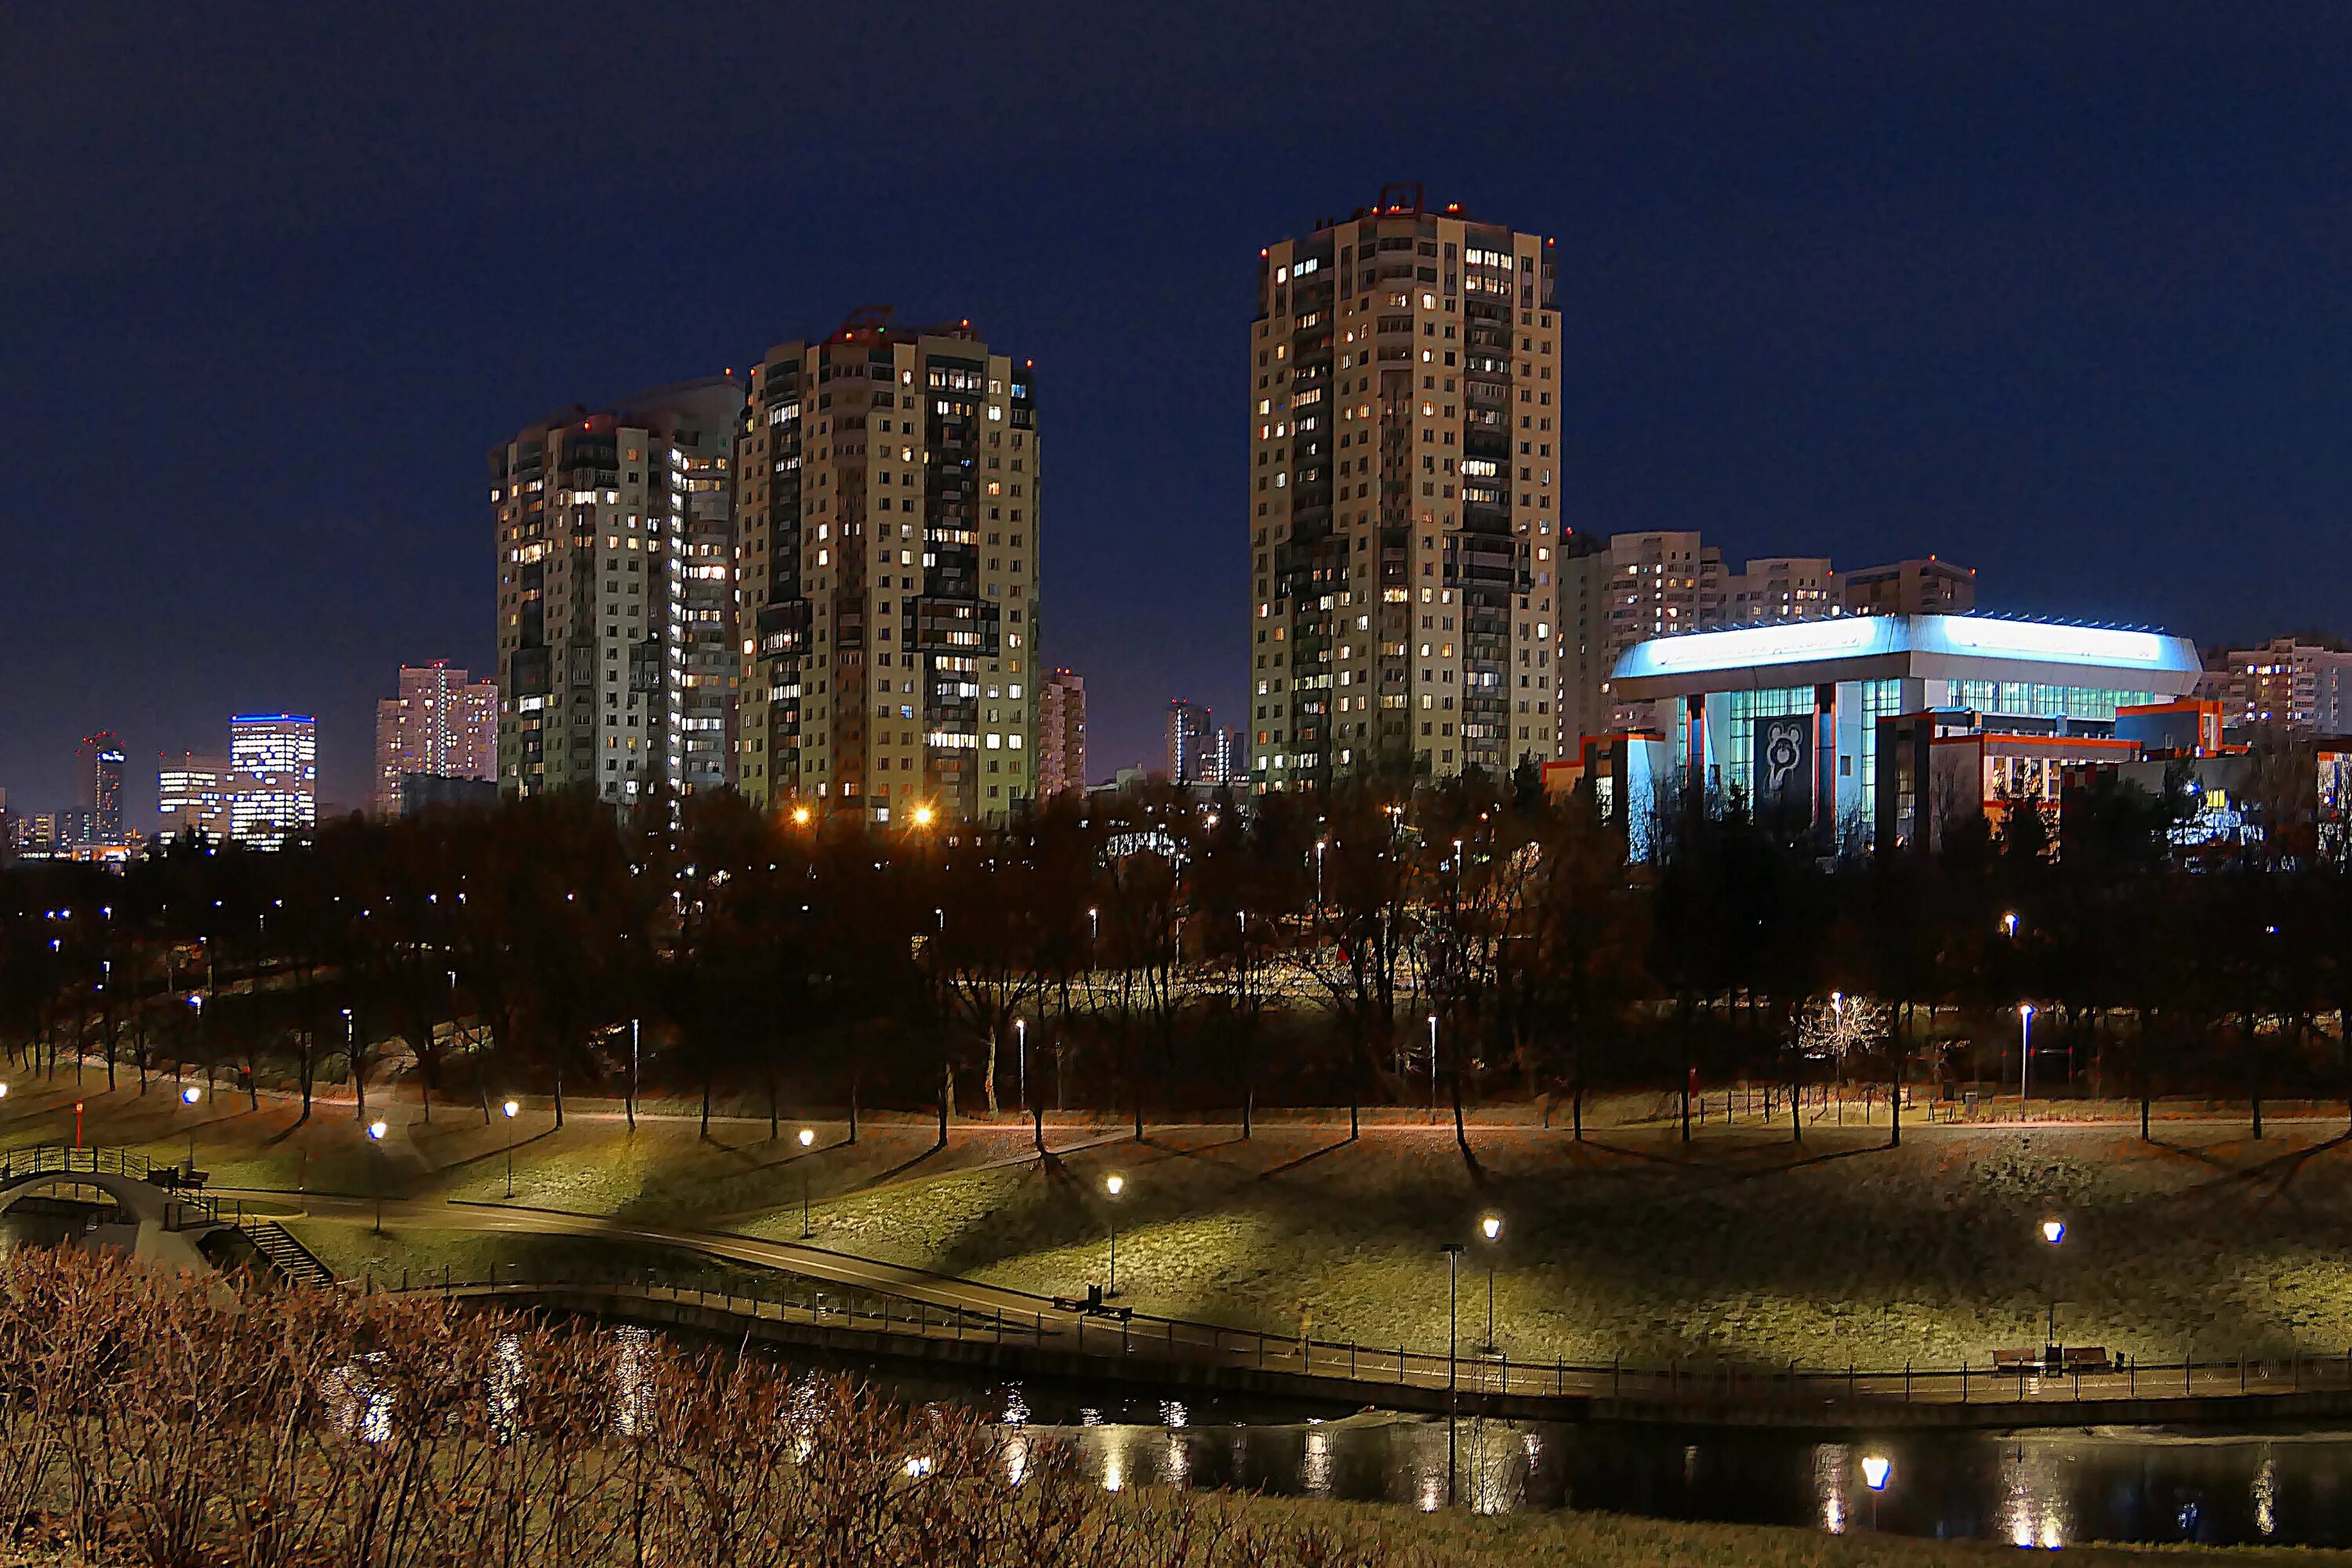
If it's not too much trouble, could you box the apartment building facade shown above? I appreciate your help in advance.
[735,313,1039,825]
[491,379,743,805]
[1037,668,1086,797]
[2197,637,2352,731]
[373,662,497,815]
[1249,187,1564,791]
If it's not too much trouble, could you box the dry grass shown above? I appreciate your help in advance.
[27,1086,2352,1368]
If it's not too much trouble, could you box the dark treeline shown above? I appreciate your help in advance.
[4,770,2350,1145]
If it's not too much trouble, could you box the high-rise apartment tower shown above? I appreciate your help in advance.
[1038,669,1087,798]
[1249,187,1563,790]
[735,311,1040,825]
[492,379,743,805]
[374,662,499,815]
[1166,699,1214,782]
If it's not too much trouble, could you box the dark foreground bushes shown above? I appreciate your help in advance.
[0,1250,1406,1567]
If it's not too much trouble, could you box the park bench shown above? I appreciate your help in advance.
[144,1167,206,1192]
[2061,1346,2115,1373]
[1052,1286,1132,1321]
[1991,1348,2039,1374]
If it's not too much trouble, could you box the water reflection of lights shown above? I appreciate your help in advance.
[1999,1443,2071,1549]
[2254,1454,2277,1537]
[1813,1443,1850,1534]
[1079,1406,1103,1427]
[610,1326,651,1436]
[1465,1421,1521,1516]
[1001,1432,1031,1486]
[488,1333,523,1438]
[322,1359,395,1444]
[1001,1388,1029,1427]
[1160,1399,1189,1429]
[1165,1429,1193,1490]
[1098,1424,1139,1494]
[1301,1429,1334,1497]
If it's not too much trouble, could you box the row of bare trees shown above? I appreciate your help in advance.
[5,768,2352,1141]
[0,1249,1406,1567]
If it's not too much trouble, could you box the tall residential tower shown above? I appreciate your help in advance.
[1249,188,1563,790]
[735,312,1040,825]
[374,662,498,815]
[492,379,743,805]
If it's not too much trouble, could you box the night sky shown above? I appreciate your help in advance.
[5,4,2348,818]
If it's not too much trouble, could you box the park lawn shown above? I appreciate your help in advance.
[31,1082,2352,1370]
[747,1119,2352,1370]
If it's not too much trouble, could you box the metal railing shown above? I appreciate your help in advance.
[0,1143,227,1228]
[362,1257,2352,1412]
[369,1264,1053,1348]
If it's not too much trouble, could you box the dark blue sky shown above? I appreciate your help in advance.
[5,3,2347,817]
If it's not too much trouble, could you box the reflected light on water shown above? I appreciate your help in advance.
[488,1333,522,1439]
[2000,1443,2071,1549]
[1165,1431,1193,1490]
[1001,1432,1031,1486]
[1813,1443,1850,1535]
[2254,1454,2278,1538]
[1301,1429,1334,1497]
[610,1327,650,1437]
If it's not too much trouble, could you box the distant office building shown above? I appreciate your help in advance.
[1250,187,1563,790]
[1842,557,1976,618]
[374,662,498,815]
[1212,724,1244,786]
[2195,637,2352,731]
[229,715,317,848]
[493,379,743,805]
[1726,557,1837,626]
[736,311,1040,825]
[159,753,235,842]
[1166,699,1214,782]
[78,731,125,840]
[1038,669,1087,797]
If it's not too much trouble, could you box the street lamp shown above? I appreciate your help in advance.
[1441,1240,1465,1508]
[2039,1216,2067,1364]
[2002,911,2019,939]
[1426,1014,1439,1123]
[798,1127,816,1237]
[1861,1453,1891,1530]
[180,1083,202,1173]
[1103,1173,1126,1298]
[2019,1004,2035,1107]
[913,804,935,829]
[1479,1214,1503,1354]
[1314,837,1327,918]
[501,1099,519,1198]
[791,804,811,826]
[366,1119,388,1235]
[1015,1018,1028,1114]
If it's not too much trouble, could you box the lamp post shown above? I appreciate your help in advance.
[628,1018,640,1131]
[2041,1217,2066,1363]
[1314,837,1327,920]
[1015,1018,1027,1115]
[1442,1240,1465,1508]
[501,1099,518,1198]
[1426,1014,1439,1123]
[1479,1214,1502,1354]
[180,1083,202,1174]
[798,1127,816,1238]
[1861,1454,1891,1530]
[2019,1004,2035,1109]
[2002,911,2019,940]
[366,1119,388,1235]
[1103,1173,1126,1297]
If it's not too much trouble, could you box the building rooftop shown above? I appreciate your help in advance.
[1610,614,2202,699]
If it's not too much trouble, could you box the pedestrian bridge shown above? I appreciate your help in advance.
[0,1147,218,1230]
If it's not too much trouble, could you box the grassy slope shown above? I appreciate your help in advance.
[20,1083,2352,1367]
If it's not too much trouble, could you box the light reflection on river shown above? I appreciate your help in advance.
[984,1380,2352,1548]
[14,1214,2352,1550]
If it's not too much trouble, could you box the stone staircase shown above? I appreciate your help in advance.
[242,1220,336,1287]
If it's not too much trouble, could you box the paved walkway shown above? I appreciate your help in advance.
[226,1185,2352,1418]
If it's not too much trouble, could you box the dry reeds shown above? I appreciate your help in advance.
[0,1248,1414,1567]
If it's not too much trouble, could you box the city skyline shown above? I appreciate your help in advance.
[6,7,2351,815]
